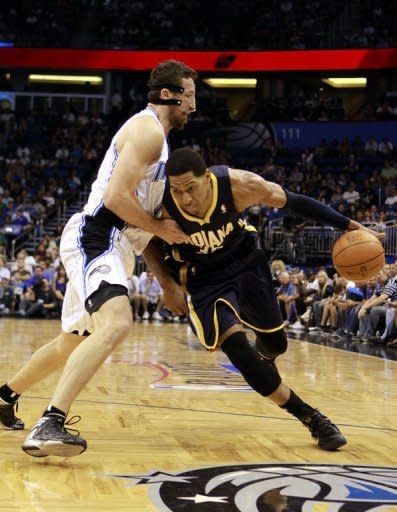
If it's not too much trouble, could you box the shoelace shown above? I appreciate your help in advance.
[62,415,82,437]
[307,413,334,434]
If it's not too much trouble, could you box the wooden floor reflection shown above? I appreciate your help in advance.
[0,318,396,511]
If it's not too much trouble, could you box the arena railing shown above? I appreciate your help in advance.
[264,220,396,262]
[3,91,107,113]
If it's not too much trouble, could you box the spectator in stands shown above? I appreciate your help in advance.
[52,265,67,317]
[10,207,32,232]
[33,241,48,264]
[338,137,352,157]
[314,138,328,158]
[55,144,69,162]
[352,135,364,155]
[378,136,394,155]
[319,280,347,332]
[276,271,297,327]
[357,269,395,342]
[300,147,314,170]
[10,250,33,274]
[334,282,365,336]
[41,256,56,284]
[18,278,58,319]
[310,271,334,329]
[376,100,393,120]
[270,259,287,288]
[342,181,360,205]
[67,170,82,192]
[0,277,15,316]
[36,278,58,318]
[330,184,344,206]
[0,255,11,280]
[11,270,26,312]
[11,256,31,284]
[381,160,397,181]
[139,270,164,321]
[364,137,378,156]
[288,272,307,330]
[385,185,397,209]
[25,264,45,294]
[299,271,319,324]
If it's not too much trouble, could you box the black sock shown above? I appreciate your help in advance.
[0,384,20,404]
[44,405,67,420]
[280,390,315,421]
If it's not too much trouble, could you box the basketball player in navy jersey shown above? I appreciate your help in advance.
[0,60,197,457]
[144,148,384,451]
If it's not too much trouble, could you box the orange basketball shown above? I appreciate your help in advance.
[332,230,385,282]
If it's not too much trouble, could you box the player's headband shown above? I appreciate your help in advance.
[150,83,184,105]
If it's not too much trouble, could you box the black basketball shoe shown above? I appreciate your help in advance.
[0,399,25,430]
[22,414,87,457]
[302,410,347,451]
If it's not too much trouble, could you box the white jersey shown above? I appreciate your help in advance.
[59,106,168,335]
[80,105,168,254]
[84,105,168,228]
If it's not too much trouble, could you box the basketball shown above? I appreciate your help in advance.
[332,230,385,282]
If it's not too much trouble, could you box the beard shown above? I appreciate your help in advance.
[169,110,187,130]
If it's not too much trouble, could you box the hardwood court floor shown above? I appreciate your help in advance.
[0,318,396,511]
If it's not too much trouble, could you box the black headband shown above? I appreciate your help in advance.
[150,83,184,105]
[150,83,184,94]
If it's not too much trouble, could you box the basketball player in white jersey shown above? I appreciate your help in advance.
[0,59,198,457]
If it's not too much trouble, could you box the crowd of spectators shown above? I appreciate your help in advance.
[2,236,397,352]
[375,96,397,121]
[0,102,396,341]
[0,104,112,256]
[0,246,188,323]
[236,133,397,235]
[117,75,397,124]
[344,1,397,49]
[257,87,345,122]
[270,258,397,347]
[1,101,396,258]
[0,243,65,319]
[2,0,396,50]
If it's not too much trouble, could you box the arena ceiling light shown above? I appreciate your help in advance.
[203,78,257,88]
[321,77,367,88]
[28,74,103,85]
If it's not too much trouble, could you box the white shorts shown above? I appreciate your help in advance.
[60,212,135,335]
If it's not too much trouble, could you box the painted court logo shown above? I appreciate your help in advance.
[109,463,397,511]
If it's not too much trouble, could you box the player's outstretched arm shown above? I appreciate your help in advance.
[229,168,384,239]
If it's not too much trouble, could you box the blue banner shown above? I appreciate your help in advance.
[273,121,397,148]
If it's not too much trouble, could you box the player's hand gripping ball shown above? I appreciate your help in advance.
[332,230,385,282]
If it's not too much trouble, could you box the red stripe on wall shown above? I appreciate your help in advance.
[1,48,397,72]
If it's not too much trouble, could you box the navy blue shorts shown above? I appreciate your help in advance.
[181,247,284,350]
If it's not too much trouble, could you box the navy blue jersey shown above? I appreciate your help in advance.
[162,165,257,268]
[163,166,284,349]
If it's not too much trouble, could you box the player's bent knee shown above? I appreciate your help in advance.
[88,293,132,351]
[86,281,129,316]
[256,329,288,360]
[56,332,85,357]
[221,331,282,396]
